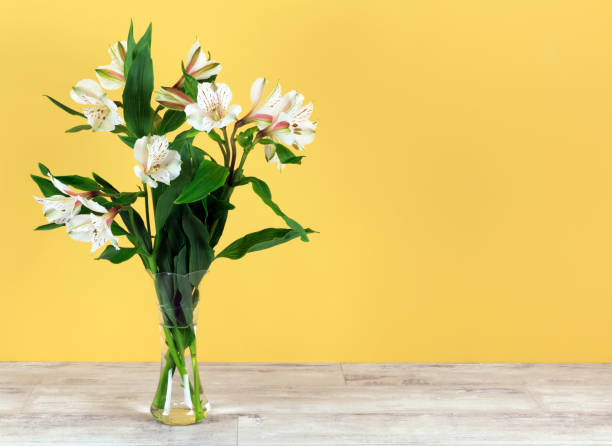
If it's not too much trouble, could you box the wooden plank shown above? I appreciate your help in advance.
[208,385,537,415]
[341,363,612,387]
[237,412,612,445]
[0,413,238,446]
[3,362,612,445]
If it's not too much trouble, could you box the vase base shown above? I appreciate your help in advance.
[150,403,209,425]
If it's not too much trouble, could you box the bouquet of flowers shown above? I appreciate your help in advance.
[31,22,317,425]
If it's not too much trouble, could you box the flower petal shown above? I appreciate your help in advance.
[196,83,219,113]
[214,83,233,110]
[70,79,105,105]
[96,65,124,90]
[78,196,108,213]
[84,107,115,132]
[185,103,214,132]
[191,61,222,80]
[250,77,267,107]
[47,174,75,196]
[133,137,150,168]
[185,39,202,72]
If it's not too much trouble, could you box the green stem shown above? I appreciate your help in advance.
[163,326,187,375]
[144,184,151,238]
[152,351,174,408]
[189,339,205,419]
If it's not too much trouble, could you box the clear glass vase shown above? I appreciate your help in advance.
[149,270,210,425]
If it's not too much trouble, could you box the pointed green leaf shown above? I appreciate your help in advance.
[43,95,84,117]
[174,160,229,204]
[217,227,316,260]
[96,246,137,264]
[34,223,63,231]
[122,25,154,137]
[65,124,92,133]
[119,135,137,148]
[31,175,59,197]
[181,62,198,100]
[109,192,140,206]
[207,129,224,144]
[157,109,186,135]
[274,144,305,165]
[54,175,99,191]
[241,177,309,241]
[111,124,129,134]
[92,173,119,193]
[38,163,50,176]
[124,21,137,77]
[181,207,214,271]
[111,221,129,236]
[154,173,190,233]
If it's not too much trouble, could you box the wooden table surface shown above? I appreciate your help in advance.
[1,362,612,445]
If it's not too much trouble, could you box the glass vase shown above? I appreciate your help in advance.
[149,270,210,425]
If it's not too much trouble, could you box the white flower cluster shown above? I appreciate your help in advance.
[34,175,119,253]
[38,37,319,253]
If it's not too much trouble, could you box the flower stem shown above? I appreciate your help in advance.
[144,184,151,238]
[189,338,205,420]
[152,351,174,408]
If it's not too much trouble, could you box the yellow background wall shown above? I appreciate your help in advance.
[1,1,611,362]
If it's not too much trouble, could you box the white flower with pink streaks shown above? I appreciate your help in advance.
[185,83,241,132]
[66,207,120,253]
[34,174,107,224]
[133,135,182,188]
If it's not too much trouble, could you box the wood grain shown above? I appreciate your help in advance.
[1,362,611,445]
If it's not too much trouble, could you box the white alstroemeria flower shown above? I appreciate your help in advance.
[239,78,283,127]
[66,208,120,253]
[155,87,195,111]
[185,83,241,132]
[133,135,182,188]
[260,91,317,150]
[264,145,286,171]
[70,79,124,132]
[95,41,127,90]
[33,174,107,224]
[175,39,222,88]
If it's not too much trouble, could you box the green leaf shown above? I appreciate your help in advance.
[92,172,119,193]
[181,63,198,100]
[34,223,63,231]
[181,207,214,271]
[110,192,140,206]
[157,109,186,135]
[111,124,129,134]
[119,135,137,148]
[237,127,258,149]
[96,246,137,264]
[54,175,99,191]
[174,128,200,142]
[38,163,50,176]
[65,124,91,133]
[217,227,316,260]
[242,177,309,241]
[124,21,137,77]
[155,174,190,233]
[120,208,151,253]
[274,144,305,165]
[122,26,154,137]
[111,221,129,236]
[207,129,224,144]
[174,160,229,204]
[43,95,84,117]
[31,175,59,197]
